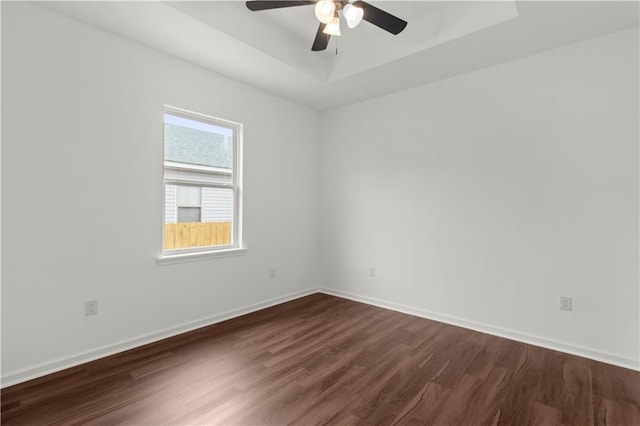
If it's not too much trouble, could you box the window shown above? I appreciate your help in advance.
[177,186,201,223]
[162,106,242,258]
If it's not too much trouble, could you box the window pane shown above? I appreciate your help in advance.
[164,185,234,250]
[177,207,201,223]
[164,113,233,171]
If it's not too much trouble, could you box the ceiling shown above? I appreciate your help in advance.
[38,1,639,111]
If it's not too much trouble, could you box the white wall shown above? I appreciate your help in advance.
[3,2,639,386]
[1,3,320,384]
[320,27,639,368]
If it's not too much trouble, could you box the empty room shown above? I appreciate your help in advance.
[2,0,639,424]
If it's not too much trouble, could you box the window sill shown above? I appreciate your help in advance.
[157,247,247,265]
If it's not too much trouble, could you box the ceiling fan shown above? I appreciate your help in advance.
[245,0,408,51]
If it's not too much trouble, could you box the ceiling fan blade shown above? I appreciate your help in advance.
[352,1,407,35]
[311,23,330,51]
[246,1,315,11]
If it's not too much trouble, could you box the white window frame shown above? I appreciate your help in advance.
[158,106,245,264]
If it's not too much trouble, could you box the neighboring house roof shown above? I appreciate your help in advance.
[164,123,232,169]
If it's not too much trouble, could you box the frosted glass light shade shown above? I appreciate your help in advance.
[343,3,363,28]
[323,16,341,36]
[315,0,336,24]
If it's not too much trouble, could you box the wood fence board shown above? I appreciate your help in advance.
[164,222,232,250]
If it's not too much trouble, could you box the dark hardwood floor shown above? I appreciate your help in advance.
[2,293,639,425]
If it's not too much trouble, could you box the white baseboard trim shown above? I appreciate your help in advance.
[4,286,637,388]
[1,287,320,388]
[319,287,640,372]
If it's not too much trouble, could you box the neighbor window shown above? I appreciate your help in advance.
[177,186,202,223]
[162,106,242,256]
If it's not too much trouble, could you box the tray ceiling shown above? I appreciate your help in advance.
[37,1,639,110]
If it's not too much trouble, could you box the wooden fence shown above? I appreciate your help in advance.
[164,222,232,250]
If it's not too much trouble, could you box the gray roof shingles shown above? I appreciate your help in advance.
[164,123,232,169]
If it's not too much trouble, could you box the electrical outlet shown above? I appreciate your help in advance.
[560,296,572,312]
[85,300,98,316]
[269,267,276,278]
[369,267,376,278]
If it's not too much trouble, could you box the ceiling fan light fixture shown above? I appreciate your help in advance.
[323,15,341,36]
[314,0,336,24]
[342,3,364,29]
[245,0,408,52]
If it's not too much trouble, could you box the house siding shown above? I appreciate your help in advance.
[164,185,232,223]
[165,184,177,224]
[202,187,233,222]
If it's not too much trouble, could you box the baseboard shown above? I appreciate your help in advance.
[1,287,320,388]
[4,286,637,387]
[320,287,639,372]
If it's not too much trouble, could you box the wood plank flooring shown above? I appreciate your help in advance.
[2,293,639,425]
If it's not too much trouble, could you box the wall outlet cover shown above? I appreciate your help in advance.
[85,300,98,316]
[560,296,572,311]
